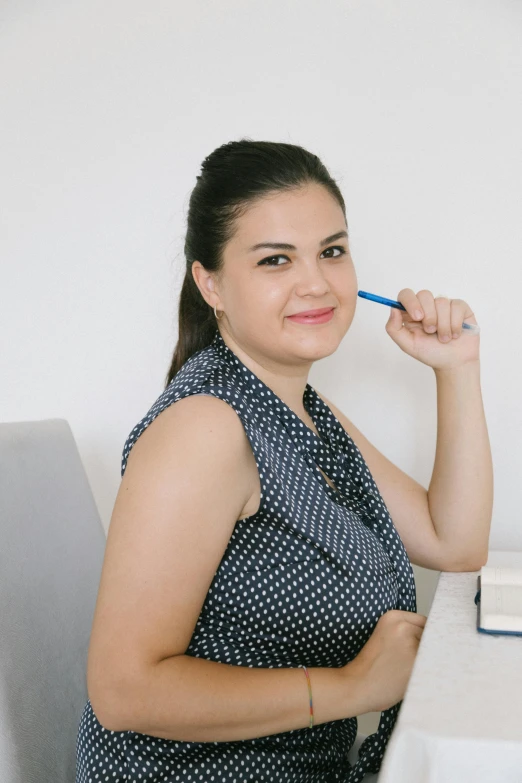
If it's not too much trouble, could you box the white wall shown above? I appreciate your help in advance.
[2,0,521,694]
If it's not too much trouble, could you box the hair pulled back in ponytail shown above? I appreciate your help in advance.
[164,139,347,389]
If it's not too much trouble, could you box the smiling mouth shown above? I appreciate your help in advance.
[288,307,335,318]
[287,308,335,324]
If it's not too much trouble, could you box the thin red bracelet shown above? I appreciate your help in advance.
[302,666,314,728]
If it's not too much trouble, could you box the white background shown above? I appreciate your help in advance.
[2,0,521,732]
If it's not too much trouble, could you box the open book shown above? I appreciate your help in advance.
[475,566,522,636]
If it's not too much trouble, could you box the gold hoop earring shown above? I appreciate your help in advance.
[213,304,224,320]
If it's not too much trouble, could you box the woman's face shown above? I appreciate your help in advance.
[209,183,357,367]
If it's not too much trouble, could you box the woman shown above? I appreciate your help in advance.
[76,140,492,782]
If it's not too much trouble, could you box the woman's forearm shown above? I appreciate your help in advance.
[101,654,366,741]
[428,360,493,566]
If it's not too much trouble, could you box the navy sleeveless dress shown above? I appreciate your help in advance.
[76,329,417,783]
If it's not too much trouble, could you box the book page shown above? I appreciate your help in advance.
[481,583,522,632]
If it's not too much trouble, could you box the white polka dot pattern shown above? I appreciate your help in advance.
[75,330,417,782]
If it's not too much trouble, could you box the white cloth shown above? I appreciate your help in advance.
[378,551,522,783]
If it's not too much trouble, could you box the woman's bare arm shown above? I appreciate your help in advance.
[107,654,365,741]
[87,394,368,740]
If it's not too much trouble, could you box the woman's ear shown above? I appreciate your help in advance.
[192,261,218,307]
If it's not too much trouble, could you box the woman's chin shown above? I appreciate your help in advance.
[286,330,343,360]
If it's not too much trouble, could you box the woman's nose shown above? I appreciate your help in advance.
[295,262,330,294]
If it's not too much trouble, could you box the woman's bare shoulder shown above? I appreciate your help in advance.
[127,392,252,468]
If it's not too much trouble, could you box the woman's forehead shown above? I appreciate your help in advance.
[231,188,345,251]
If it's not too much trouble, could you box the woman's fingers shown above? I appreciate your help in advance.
[433,296,452,342]
[449,299,467,339]
[417,290,438,333]
[397,288,424,321]
[397,290,468,342]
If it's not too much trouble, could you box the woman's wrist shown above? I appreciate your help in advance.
[305,663,367,725]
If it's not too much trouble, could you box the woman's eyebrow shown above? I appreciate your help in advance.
[247,230,348,253]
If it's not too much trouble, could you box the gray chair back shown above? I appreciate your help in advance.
[0,419,106,783]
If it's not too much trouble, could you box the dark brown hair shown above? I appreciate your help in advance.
[164,139,347,389]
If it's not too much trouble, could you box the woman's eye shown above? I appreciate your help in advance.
[257,255,289,267]
[323,246,346,259]
[257,246,346,267]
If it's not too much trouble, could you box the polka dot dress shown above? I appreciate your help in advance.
[76,329,417,782]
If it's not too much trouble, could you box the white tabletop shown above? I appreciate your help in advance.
[377,550,522,783]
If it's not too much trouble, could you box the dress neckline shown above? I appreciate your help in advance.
[210,332,379,513]
[207,330,347,472]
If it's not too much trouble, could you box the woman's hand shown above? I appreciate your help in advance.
[342,609,427,714]
[385,289,480,371]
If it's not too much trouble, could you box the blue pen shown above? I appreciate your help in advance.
[357,290,480,334]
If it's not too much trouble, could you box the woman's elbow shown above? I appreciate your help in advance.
[87,661,142,732]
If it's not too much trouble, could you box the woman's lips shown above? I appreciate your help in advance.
[287,307,335,324]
